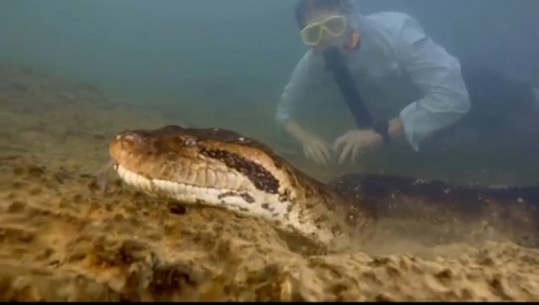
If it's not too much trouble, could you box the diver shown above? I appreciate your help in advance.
[275,0,539,165]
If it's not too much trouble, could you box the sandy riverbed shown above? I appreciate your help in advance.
[1,64,538,301]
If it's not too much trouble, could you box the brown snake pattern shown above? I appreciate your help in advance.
[108,125,376,250]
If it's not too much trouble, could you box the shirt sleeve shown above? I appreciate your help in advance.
[392,15,471,151]
[275,52,325,125]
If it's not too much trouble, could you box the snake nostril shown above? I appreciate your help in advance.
[184,138,197,147]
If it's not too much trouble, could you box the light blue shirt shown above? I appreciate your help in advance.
[275,12,471,151]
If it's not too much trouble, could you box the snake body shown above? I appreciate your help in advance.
[109,125,376,249]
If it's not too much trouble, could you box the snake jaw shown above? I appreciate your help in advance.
[113,163,293,222]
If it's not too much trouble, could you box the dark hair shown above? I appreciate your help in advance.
[294,0,344,29]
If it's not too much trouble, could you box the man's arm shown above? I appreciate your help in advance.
[275,51,324,140]
[390,15,471,151]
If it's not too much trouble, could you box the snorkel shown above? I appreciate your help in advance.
[314,0,390,143]
[338,0,362,51]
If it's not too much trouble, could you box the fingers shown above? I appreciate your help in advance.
[304,142,331,165]
[351,142,361,163]
[318,142,332,161]
[304,145,324,164]
[338,141,354,164]
[314,143,331,164]
[332,135,346,152]
[302,133,371,165]
[338,140,364,165]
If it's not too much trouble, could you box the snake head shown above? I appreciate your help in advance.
[110,125,197,158]
[108,125,299,204]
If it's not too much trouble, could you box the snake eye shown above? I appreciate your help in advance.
[184,138,197,147]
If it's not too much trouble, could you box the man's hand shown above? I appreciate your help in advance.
[299,132,332,164]
[283,119,332,164]
[333,129,383,164]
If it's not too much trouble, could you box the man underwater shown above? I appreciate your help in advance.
[275,0,539,165]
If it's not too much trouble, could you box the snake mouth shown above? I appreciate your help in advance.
[112,163,285,215]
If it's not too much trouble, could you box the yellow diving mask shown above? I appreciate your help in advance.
[300,15,348,46]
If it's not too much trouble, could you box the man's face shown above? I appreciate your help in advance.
[301,7,348,52]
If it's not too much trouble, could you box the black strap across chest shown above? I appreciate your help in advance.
[322,46,390,144]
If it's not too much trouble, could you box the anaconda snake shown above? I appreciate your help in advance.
[108,125,376,249]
